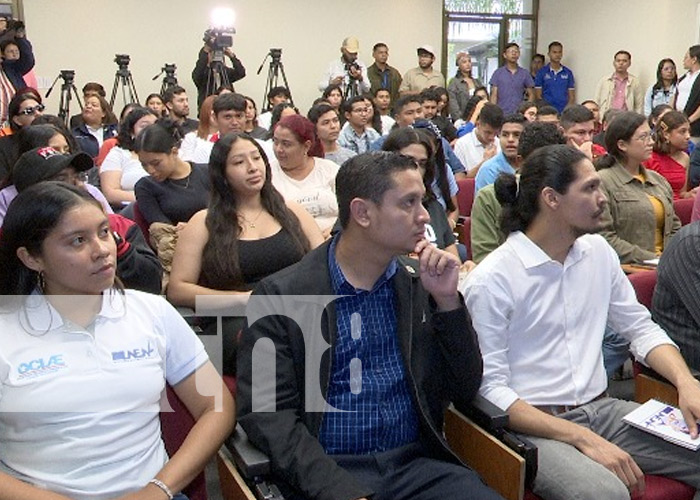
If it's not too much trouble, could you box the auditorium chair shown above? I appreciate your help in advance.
[673,197,694,226]
[456,178,476,219]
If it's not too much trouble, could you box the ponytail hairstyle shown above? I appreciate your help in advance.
[653,110,689,155]
[595,111,646,170]
[496,144,586,235]
[134,118,183,153]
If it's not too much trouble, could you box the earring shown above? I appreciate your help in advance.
[37,271,46,294]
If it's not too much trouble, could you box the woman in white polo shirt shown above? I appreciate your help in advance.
[0,182,234,500]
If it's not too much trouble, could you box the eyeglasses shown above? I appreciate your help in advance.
[18,103,45,116]
[52,170,88,185]
[351,107,370,114]
[633,133,653,143]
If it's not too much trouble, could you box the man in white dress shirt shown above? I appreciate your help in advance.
[462,144,700,500]
[318,36,370,99]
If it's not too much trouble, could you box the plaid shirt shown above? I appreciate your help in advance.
[318,235,419,455]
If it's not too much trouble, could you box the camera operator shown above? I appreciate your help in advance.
[0,15,35,124]
[192,31,245,109]
[318,36,370,99]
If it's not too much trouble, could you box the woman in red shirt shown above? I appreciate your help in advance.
[645,110,696,199]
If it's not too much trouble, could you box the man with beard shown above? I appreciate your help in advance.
[319,36,370,99]
[163,86,198,135]
[463,144,700,500]
[399,45,445,96]
[308,102,356,166]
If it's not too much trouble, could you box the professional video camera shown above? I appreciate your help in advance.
[114,54,131,70]
[345,61,361,78]
[203,27,235,51]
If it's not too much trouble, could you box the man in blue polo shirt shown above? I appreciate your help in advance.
[474,113,525,193]
[535,41,576,114]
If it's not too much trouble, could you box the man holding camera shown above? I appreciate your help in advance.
[0,14,34,124]
[319,36,370,99]
[192,30,246,109]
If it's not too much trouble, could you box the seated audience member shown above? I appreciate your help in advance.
[371,95,424,149]
[178,94,218,163]
[597,111,680,264]
[192,39,245,108]
[237,151,503,500]
[455,92,487,135]
[648,103,673,131]
[322,83,344,115]
[0,124,111,218]
[168,133,323,375]
[31,113,79,152]
[134,119,210,228]
[560,104,606,161]
[145,92,167,117]
[308,102,356,166]
[271,114,340,236]
[0,26,34,124]
[372,87,395,134]
[163,86,198,136]
[7,147,161,293]
[258,85,291,130]
[448,50,483,122]
[454,102,503,177]
[518,101,538,122]
[100,106,158,208]
[435,86,451,119]
[0,90,43,180]
[69,82,106,129]
[243,95,266,139]
[364,94,384,136]
[420,87,457,141]
[593,107,622,147]
[0,182,232,500]
[412,119,460,223]
[338,95,381,154]
[654,217,700,373]
[581,99,602,134]
[463,144,700,500]
[264,101,299,141]
[535,104,559,124]
[72,94,118,159]
[95,103,137,167]
[645,58,677,116]
[474,113,525,193]
[644,110,695,199]
[470,121,564,264]
[382,127,459,258]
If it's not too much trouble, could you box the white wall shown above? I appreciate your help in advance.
[24,0,443,116]
[538,0,700,104]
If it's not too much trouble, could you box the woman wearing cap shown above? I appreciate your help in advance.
[448,51,483,122]
[0,181,232,500]
[1,145,162,293]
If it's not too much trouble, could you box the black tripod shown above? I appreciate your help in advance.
[152,63,178,95]
[109,54,139,109]
[45,70,82,127]
[257,48,293,109]
[205,49,230,98]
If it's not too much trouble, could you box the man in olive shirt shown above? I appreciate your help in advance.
[400,45,445,96]
[367,42,402,104]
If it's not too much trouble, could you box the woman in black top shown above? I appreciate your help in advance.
[134,119,210,227]
[168,132,322,374]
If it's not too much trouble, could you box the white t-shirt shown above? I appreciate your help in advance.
[179,131,215,164]
[270,157,340,232]
[676,70,700,112]
[0,290,208,500]
[380,114,396,136]
[453,129,501,172]
[100,146,148,191]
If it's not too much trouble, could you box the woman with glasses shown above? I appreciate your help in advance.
[0,90,44,182]
[596,111,681,263]
[71,94,118,160]
[0,181,231,500]
[644,58,677,116]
